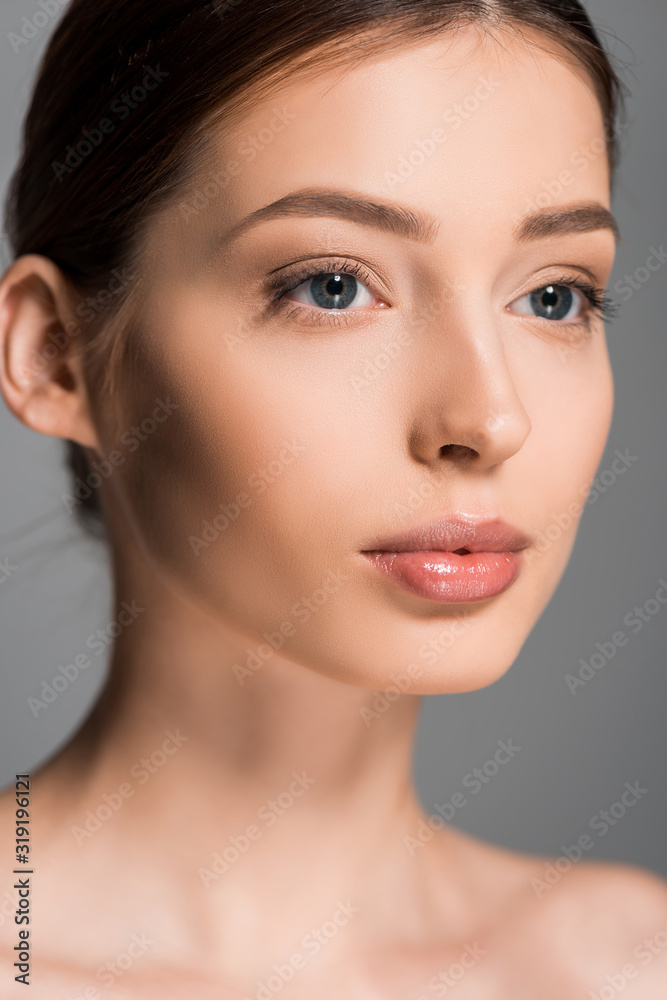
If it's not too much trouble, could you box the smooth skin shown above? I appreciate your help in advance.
[1,20,666,999]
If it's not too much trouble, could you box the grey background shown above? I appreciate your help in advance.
[0,0,665,877]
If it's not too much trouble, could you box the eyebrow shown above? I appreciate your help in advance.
[215,188,620,249]
[218,189,439,246]
[514,205,620,246]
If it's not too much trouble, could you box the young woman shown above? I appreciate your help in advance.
[1,0,666,996]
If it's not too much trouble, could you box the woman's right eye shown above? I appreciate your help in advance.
[285,271,376,311]
[267,256,390,324]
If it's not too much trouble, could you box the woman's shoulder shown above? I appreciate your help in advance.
[442,825,667,996]
[530,858,667,997]
[446,820,667,914]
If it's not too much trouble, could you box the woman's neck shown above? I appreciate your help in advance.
[37,558,467,980]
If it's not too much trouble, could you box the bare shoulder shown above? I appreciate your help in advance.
[452,824,667,933]
[443,828,667,995]
[527,852,667,933]
[520,853,667,996]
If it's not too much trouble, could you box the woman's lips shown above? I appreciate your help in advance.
[361,549,523,603]
[360,516,529,604]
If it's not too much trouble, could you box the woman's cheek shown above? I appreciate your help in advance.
[521,341,613,579]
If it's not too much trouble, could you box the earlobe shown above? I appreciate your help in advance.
[0,254,100,449]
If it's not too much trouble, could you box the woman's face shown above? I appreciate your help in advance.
[97,23,616,693]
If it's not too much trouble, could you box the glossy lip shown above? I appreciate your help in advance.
[359,515,530,604]
[360,515,531,556]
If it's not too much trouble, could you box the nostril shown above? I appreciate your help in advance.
[440,444,477,460]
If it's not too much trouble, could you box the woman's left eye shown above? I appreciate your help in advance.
[510,282,595,324]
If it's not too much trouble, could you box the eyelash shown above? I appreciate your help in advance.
[527,274,619,329]
[266,258,377,327]
[266,258,619,329]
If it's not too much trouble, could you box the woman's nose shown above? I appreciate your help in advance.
[407,304,532,472]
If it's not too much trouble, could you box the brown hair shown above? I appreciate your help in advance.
[3,0,626,538]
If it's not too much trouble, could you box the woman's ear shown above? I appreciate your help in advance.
[0,254,100,449]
